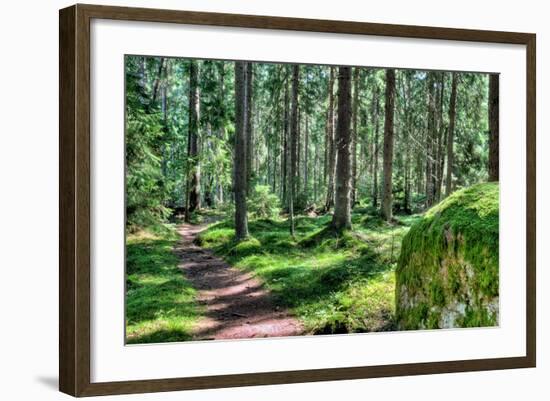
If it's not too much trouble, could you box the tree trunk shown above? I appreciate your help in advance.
[282,73,289,208]
[161,84,168,178]
[313,131,318,203]
[435,74,446,202]
[233,61,249,240]
[381,69,396,222]
[289,65,300,236]
[372,85,380,208]
[488,74,499,181]
[151,57,166,105]
[351,67,360,206]
[325,67,337,211]
[304,115,309,204]
[403,73,412,213]
[246,63,254,194]
[445,73,458,197]
[216,62,226,205]
[296,108,301,200]
[425,73,436,208]
[331,66,353,232]
[185,60,201,222]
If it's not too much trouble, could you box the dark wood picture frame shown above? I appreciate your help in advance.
[59,3,536,397]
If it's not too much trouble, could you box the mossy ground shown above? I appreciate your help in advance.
[396,182,499,329]
[198,211,421,334]
[125,223,201,344]
[127,188,494,341]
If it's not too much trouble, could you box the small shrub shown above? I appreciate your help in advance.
[247,185,281,219]
[217,202,235,219]
[233,237,262,256]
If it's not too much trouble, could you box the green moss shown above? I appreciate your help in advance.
[429,279,446,307]
[125,225,200,344]
[233,237,262,255]
[198,212,416,334]
[396,183,499,329]
[457,305,497,328]
[397,303,429,330]
[427,311,440,329]
[447,262,463,297]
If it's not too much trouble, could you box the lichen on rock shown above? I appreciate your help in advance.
[395,182,499,330]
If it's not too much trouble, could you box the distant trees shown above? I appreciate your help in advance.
[234,61,249,239]
[125,55,496,235]
[381,69,396,222]
[331,66,353,232]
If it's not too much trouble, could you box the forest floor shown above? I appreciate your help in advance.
[176,222,304,340]
[125,208,421,344]
[197,209,421,335]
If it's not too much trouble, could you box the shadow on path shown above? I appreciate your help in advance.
[176,223,304,340]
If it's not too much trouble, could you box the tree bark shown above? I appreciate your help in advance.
[488,74,499,181]
[216,62,226,205]
[435,74,446,202]
[325,67,336,211]
[289,65,300,236]
[324,108,329,188]
[282,72,289,208]
[351,67,360,206]
[304,115,309,204]
[185,60,201,222]
[372,85,380,208]
[313,128,318,203]
[296,108,301,199]
[151,57,166,105]
[233,61,249,239]
[425,73,436,208]
[246,63,254,194]
[331,66,353,232]
[381,69,396,222]
[403,72,412,213]
[445,73,458,197]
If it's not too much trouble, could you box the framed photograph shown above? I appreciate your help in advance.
[59,4,536,397]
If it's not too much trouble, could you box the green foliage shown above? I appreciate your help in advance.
[125,55,492,235]
[125,58,171,229]
[124,54,497,338]
[247,185,281,219]
[198,211,417,334]
[125,224,200,343]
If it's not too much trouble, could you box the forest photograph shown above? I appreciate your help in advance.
[125,55,499,344]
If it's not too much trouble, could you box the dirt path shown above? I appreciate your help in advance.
[175,223,304,340]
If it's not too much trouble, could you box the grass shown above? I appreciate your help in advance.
[125,223,201,344]
[197,211,422,334]
[125,187,494,340]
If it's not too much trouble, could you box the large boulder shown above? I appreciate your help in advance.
[395,183,499,330]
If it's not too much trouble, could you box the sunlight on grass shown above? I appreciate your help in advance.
[125,224,201,344]
[198,211,420,334]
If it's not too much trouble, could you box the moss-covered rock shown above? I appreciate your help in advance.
[395,183,499,330]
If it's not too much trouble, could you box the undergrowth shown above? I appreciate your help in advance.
[198,212,421,334]
[125,223,200,344]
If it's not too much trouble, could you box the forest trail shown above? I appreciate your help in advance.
[175,222,304,340]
